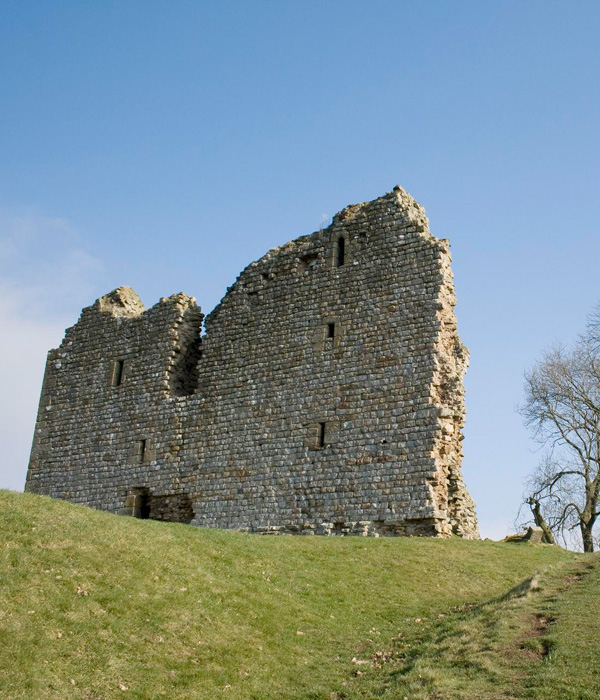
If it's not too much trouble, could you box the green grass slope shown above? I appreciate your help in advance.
[0,490,597,699]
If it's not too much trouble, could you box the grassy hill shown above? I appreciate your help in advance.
[1,490,598,699]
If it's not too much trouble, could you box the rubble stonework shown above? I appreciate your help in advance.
[26,186,479,538]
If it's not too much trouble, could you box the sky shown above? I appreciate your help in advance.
[1,0,599,540]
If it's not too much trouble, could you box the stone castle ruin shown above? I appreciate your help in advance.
[26,186,479,538]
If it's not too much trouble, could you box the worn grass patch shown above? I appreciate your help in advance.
[521,560,600,699]
[336,559,599,700]
[0,490,594,699]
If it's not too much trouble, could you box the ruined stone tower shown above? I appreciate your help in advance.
[26,186,479,538]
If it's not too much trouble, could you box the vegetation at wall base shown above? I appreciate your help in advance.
[1,490,599,699]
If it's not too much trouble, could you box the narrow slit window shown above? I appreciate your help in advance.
[319,422,326,448]
[336,236,345,267]
[327,322,335,339]
[112,359,125,387]
[135,439,147,464]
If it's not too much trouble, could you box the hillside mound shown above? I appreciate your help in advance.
[0,490,597,699]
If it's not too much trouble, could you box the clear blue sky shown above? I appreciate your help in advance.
[1,0,599,539]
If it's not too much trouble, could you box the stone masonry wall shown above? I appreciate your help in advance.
[26,186,479,538]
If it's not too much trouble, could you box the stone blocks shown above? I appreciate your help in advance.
[26,186,479,539]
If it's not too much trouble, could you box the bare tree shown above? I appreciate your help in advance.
[520,307,600,552]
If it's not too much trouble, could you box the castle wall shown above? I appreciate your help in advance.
[26,187,479,538]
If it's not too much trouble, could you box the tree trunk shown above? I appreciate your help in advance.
[580,521,595,553]
[581,497,597,552]
[528,498,556,545]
